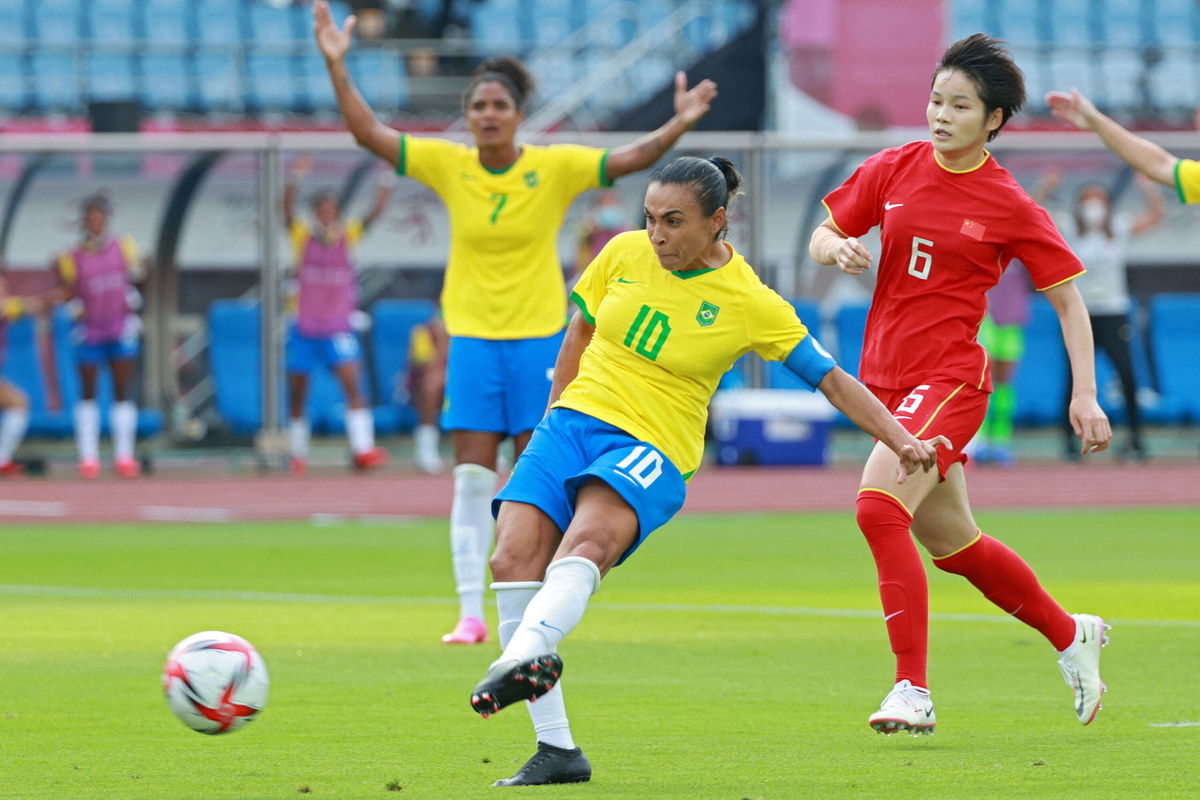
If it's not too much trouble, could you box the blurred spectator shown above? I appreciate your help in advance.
[1045,169,1165,460]
[976,263,1032,466]
[406,309,448,473]
[0,270,45,478]
[571,189,632,289]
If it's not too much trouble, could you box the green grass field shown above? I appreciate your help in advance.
[1,508,1197,799]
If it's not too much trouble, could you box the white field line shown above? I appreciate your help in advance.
[0,584,1197,629]
[0,500,68,517]
[1147,721,1200,728]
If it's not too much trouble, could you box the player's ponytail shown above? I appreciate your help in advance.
[649,155,743,240]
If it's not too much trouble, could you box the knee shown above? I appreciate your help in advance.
[489,534,549,583]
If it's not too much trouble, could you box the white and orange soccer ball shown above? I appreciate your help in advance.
[162,631,269,735]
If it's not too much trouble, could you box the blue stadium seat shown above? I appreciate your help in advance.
[1154,0,1199,46]
[1102,0,1146,46]
[347,49,408,110]
[48,307,163,437]
[469,2,524,55]
[0,316,73,437]
[298,54,336,112]
[0,0,29,46]
[244,51,298,111]
[30,0,82,47]
[85,0,139,42]
[142,0,191,45]
[1013,296,1067,425]
[87,51,138,102]
[246,1,302,43]
[30,51,82,112]
[532,0,578,47]
[999,0,1044,43]
[140,51,194,111]
[194,0,245,45]
[833,300,869,380]
[1148,293,1200,422]
[1149,51,1199,112]
[1049,0,1093,45]
[208,300,269,435]
[195,50,240,112]
[1048,50,1099,98]
[0,52,28,111]
[766,297,823,390]
[369,299,436,434]
[1098,48,1142,109]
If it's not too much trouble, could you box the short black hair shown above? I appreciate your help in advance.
[934,33,1025,141]
[649,156,743,240]
[463,56,534,111]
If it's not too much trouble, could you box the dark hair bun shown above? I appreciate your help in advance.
[473,56,535,102]
[708,156,742,197]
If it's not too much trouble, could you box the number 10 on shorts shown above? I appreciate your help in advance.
[615,446,664,488]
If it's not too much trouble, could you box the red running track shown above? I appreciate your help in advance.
[0,461,1196,523]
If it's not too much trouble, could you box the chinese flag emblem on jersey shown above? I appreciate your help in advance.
[960,218,986,241]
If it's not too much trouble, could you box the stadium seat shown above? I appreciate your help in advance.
[368,299,437,434]
[766,297,823,391]
[0,52,28,111]
[30,51,82,112]
[1098,48,1143,109]
[1148,293,1200,423]
[1048,50,1099,99]
[468,1,525,55]
[347,49,408,110]
[998,0,1044,44]
[140,51,195,112]
[87,51,138,103]
[142,0,191,45]
[1102,0,1146,47]
[1154,0,1199,45]
[208,300,270,436]
[244,51,298,111]
[833,300,869,380]
[298,53,337,113]
[0,316,74,437]
[1048,0,1093,45]
[1149,51,1199,112]
[0,0,28,46]
[194,0,245,45]
[195,50,241,112]
[1012,296,1068,425]
[47,307,164,438]
[30,0,82,47]
[84,0,139,43]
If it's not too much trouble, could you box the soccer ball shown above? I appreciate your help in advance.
[162,631,269,735]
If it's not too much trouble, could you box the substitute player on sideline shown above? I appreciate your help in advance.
[282,158,392,474]
[0,272,45,477]
[313,0,718,648]
[467,156,946,786]
[810,34,1112,735]
[1046,88,1200,204]
[50,194,146,479]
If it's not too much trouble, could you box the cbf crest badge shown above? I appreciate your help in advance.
[524,171,539,188]
[696,301,719,327]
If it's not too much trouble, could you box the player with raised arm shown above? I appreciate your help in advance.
[1047,88,1200,204]
[466,156,946,785]
[809,34,1113,734]
[282,157,393,474]
[313,0,718,650]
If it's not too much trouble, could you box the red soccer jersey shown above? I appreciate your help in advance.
[822,140,1084,392]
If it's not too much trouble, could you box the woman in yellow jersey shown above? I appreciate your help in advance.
[1047,89,1200,204]
[465,156,947,786]
[314,0,720,649]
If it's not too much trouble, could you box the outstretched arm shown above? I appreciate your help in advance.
[1042,279,1112,456]
[1129,173,1166,236]
[603,72,718,182]
[361,172,396,232]
[314,0,402,167]
[1047,89,1178,187]
[283,157,312,229]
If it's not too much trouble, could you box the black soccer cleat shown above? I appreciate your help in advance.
[493,742,591,787]
[469,654,563,718]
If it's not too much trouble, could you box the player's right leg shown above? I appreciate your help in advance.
[74,356,102,478]
[286,332,313,475]
[0,379,30,476]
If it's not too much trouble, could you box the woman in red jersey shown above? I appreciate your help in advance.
[809,34,1113,735]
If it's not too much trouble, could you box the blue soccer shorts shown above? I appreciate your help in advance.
[443,332,564,436]
[286,329,361,374]
[493,407,687,566]
[76,331,140,365]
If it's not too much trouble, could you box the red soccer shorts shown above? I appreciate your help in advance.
[868,379,988,479]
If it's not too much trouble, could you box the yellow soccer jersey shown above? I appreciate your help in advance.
[558,230,810,477]
[288,219,364,265]
[397,135,609,339]
[1176,158,1200,204]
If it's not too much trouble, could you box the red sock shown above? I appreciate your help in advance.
[933,533,1075,651]
[856,490,928,688]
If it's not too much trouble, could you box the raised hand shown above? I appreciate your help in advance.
[313,0,357,63]
[673,71,718,128]
[1046,89,1099,131]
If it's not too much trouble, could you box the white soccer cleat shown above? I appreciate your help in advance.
[868,679,936,735]
[1057,613,1110,725]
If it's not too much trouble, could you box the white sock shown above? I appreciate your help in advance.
[498,557,601,665]
[414,424,441,463]
[494,580,575,750]
[74,400,100,463]
[346,407,374,454]
[289,417,311,460]
[450,463,497,622]
[111,401,137,461]
[0,407,29,464]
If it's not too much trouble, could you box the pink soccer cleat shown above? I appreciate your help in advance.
[442,615,489,645]
[78,459,101,480]
[115,457,141,479]
[352,446,388,471]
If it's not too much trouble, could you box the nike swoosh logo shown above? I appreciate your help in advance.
[616,277,639,284]
[884,610,906,622]
[925,708,934,718]
[538,620,564,635]
[884,202,904,210]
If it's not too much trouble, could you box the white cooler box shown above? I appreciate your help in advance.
[711,389,836,466]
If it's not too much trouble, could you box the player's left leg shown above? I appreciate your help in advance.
[918,467,1109,724]
[329,335,385,471]
[110,354,140,478]
[0,378,30,476]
